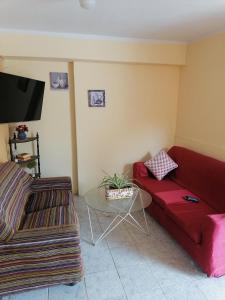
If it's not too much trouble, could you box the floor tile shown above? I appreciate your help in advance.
[125,225,153,244]
[117,264,159,298]
[49,282,87,300]
[83,246,116,274]
[9,288,48,300]
[136,240,176,266]
[106,225,133,248]
[196,278,225,300]
[150,260,202,288]
[97,212,117,227]
[110,242,145,268]
[127,288,167,300]
[162,283,206,300]
[99,298,126,300]
[85,270,126,300]
[80,225,103,245]
[80,238,108,256]
[79,210,100,230]
[75,196,87,209]
[79,213,103,243]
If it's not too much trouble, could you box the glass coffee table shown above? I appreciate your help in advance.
[84,184,152,245]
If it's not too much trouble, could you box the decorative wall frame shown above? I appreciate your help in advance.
[88,90,105,107]
[50,72,69,90]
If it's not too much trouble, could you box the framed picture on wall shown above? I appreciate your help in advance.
[88,90,105,107]
[50,72,69,90]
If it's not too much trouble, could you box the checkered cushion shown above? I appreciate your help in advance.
[144,150,178,181]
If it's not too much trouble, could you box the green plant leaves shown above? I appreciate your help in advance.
[99,173,131,189]
[26,160,36,169]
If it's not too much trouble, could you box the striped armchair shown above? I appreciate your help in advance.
[0,162,82,296]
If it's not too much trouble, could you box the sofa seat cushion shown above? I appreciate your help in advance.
[135,177,183,206]
[26,190,71,213]
[155,189,215,243]
[22,205,77,229]
[154,189,198,209]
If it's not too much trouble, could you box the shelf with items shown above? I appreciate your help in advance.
[9,132,41,178]
[16,155,39,164]
[10,137,37,144]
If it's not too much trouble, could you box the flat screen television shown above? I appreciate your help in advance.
[0,72,45,123]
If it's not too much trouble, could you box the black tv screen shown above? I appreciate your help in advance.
[0,72,45,123]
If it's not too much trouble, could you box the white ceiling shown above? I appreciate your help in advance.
[0,0,225,42]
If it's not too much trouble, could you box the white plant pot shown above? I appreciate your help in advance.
[105,187,133,200]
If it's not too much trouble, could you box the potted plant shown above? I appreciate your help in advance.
[99,173,133,200]
[26,160,36,170]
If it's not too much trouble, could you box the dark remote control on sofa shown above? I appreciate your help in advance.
[183,195,199,203]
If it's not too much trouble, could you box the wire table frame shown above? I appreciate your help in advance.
[84,185,152,246]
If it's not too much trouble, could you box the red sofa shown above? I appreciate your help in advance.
[133,146,225,277]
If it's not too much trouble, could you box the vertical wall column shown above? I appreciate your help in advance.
[68,62,78,194]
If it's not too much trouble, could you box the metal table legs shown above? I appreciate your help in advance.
[87,205,150,246]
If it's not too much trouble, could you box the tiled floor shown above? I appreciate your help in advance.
[4,196,225,300]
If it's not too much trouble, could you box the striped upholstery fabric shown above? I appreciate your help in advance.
[0,212,14,241]
[0,162,83,296]
[0,162,32,241]
[31,177,72,192]
[0,226,82,295]
[22,204,77,229]
[26,190,70,213]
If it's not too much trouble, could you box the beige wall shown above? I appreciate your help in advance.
[3,58,77,191]
[75,61,180,194]
[0,33,185,194]
[0,32,187,65]
[0,58,9,162]
[1,57,180,195]
[176,32,225,161]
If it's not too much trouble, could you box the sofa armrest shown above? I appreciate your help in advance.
[31,177,72,192]
[201,214,225,276]
[202,214,225,249]
[133,162,148,179]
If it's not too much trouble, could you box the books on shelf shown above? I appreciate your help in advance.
[16,153,32,161]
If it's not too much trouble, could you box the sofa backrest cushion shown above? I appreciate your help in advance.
[168,146,225,212]
[0,162,33,241]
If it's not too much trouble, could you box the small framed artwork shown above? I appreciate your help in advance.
[50,72,69,90]
[88,90,105,107]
